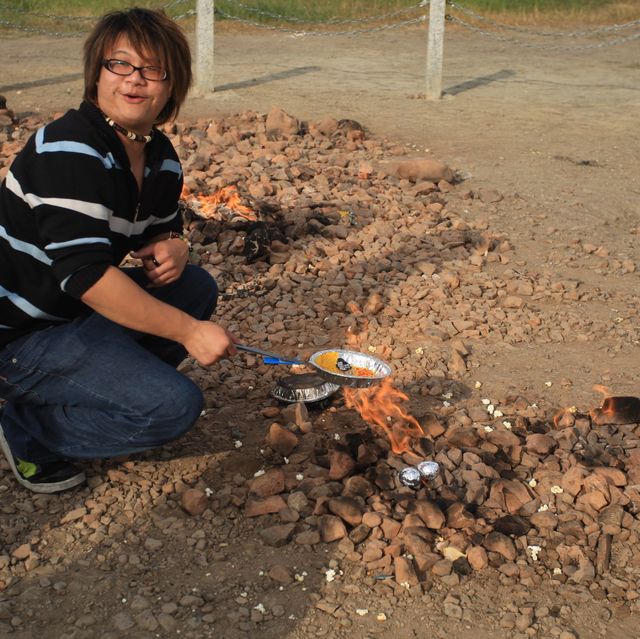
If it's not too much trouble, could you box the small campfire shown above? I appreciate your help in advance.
[181,184,258,222]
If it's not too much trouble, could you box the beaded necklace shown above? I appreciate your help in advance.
[100,110,153,143]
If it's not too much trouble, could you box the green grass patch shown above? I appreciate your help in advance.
[0,0,638,33]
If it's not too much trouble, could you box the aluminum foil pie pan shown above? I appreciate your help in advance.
[309,348,392,389]
[271,373,340,404]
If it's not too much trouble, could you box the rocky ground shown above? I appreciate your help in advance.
[1,9,640,636]
[1,98,640,639]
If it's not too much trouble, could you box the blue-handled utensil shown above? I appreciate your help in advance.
[236,344,392,388]
[236,344,305,366]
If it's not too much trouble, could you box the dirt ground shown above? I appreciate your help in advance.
[1,19,640,639]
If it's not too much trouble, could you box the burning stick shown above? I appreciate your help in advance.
[590,396,640,425]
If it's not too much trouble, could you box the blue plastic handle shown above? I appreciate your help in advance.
[263,357,301,365]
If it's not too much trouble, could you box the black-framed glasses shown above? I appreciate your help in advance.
[102,59,167,81]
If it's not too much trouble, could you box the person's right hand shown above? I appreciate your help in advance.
[183,321,238,366]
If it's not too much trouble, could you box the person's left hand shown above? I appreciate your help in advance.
[130,238,189,286]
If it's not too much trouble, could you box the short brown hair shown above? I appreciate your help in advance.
[83,8,192,124]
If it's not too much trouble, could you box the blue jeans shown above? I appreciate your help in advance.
[0,265,218,463]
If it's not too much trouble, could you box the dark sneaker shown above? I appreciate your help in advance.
[0,425,85,493]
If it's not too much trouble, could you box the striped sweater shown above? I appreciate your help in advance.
[0,101,184,349]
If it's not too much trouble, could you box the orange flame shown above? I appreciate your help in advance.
[344,378,424,454]
[552,405,577,428]
[593,384,610,398]
[181,184,257,221]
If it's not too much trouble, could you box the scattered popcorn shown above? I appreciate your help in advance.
[204,487,213,497]
[288,614,296,620]
[325,569,336,583]
[334,433,341,440]
[356,609,369,616]
[538,504,549,512]
[240,592,247,598]
[481,398,491,405]
[474,381,482,389]
[484,425,494,432]
[442,392,452,399]
[528,478,537,488]
[254,603,266,613]
[545,381,552,387]
[296,473,304,481]
[550,485,564,494]
[283,457,289,464]
[493,409,504,418]
[487,404,495,415]
[503,420,512,429]
[294,573,306,582]
[443,400,451,407]
[377,613,387,621]
[415,347,424,355]
[200,409,206,417]
[253,469,266,478]
[400,581,411,589]
[367,345,377,353]
[121,598,127,604]
[553,567,562,575]
[528,545,542,561]
[234,440,243,449]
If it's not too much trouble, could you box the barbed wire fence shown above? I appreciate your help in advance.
[0,0,639,99]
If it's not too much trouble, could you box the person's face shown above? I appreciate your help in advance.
[96,34,171,134]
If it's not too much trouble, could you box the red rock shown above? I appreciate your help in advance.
[266,423,299,456]
[530,511,558,529]
[413,553,440,573]
[294,530,321,545]
[265,106,299,139]
[343,476,375,499]
[394,556,419,586]
[467,546,488,570]
[281,402,309,427]
[362,512,383,528]
[431,559,453,576]
[446,503,475,529]
[413,500,445,529]
[363,545,384,564]
[526,433,557,456]
[594,467,627,487]
[268,564,293,584]
[328,497,364,526]
[561,466,587,497]
[260,523,296,547]
[12,544,31,560]
[576,491,608,511]
[318,515,348,542]
[328,450,356,480]
[403,533,432,557]
[483,532,516,561]
[387,158,454,183]
[180,489,208,516]
[380,517,402,540]
[245,495,287,517]
[248,468,285,497]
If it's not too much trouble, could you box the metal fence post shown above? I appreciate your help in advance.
[426,0,446,100]
[196,0,215,93]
